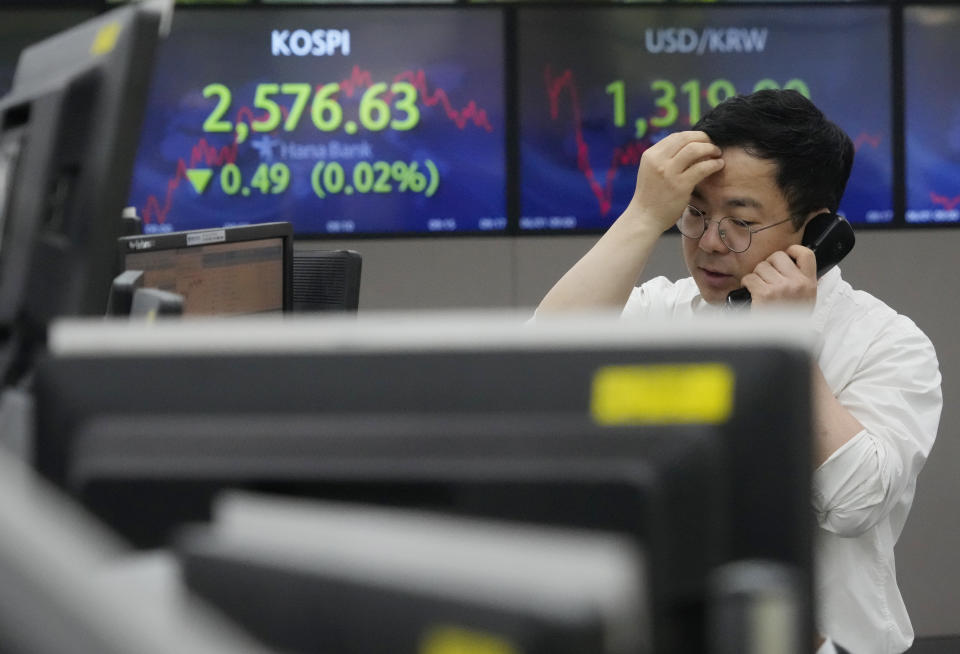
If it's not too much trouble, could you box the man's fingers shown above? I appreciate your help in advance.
[654,130,715,158]
[673,140,723,170]
[786,244,818,278]
[631,130,722,232]
[752,260,782,284]
[740,272,763,294]
[766,251,798,275]
[766,247,818,281]
[744,248,819,307]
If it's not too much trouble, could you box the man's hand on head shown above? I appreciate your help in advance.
[741,244,818,309]
[629,130,724,233]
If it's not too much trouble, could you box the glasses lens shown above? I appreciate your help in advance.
[678,206,705,238]
[719,218,751,252]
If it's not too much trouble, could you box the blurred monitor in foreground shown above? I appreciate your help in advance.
[0,447,270,654]
[0,2,169,384]
[178,492,649,654]
[33,311,814,652]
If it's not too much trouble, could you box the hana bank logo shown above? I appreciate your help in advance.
[271,29,350,57]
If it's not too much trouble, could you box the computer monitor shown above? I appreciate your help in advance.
[517,4,893,232]
[904,5,960,225]
[177,492,651,654]
[0,2,170,383]
[117,222,293,316]
[0,448,272,654]
[32,312,814,652]
[292,249,362,312]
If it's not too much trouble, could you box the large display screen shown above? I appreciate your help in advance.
[518,6,893,232]
[904,6,960,225]
[126,8,506,236]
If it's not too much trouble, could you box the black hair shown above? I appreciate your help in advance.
[693,89,854,229]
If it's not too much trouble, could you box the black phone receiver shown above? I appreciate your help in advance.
[726,212,855,306]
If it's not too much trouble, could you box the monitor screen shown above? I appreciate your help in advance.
[904,5,960,225]
[126,7,507,237]
[118,222,293,315]
[517,5,893,232]
[0,448,267,654]
[34,312,813,652]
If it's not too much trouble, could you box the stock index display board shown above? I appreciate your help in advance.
[518,6,893,232]
[127,8,506,236]
[904,6,960,225]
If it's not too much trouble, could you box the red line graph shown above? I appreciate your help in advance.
[142,107,253,225]
[931,192,960,211]
[340,65,493,132]
[545,66,648,217]
[545,66,888,217]
[141,66,493,225]
[393,69,493,132]
[853,133,882,151]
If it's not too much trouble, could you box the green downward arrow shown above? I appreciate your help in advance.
[186,169,213,194]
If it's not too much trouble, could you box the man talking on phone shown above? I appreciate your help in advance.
[536,90,942,653]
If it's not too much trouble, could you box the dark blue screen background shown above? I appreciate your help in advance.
[518,6,893,232]
[904,6,960,225]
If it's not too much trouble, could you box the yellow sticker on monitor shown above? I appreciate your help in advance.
[591,363,734,425]
[90,22,121,56]
[420,625,520,654]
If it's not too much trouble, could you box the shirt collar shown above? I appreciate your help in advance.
[691,292,725,314]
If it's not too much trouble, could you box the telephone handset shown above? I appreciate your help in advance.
[726,212,856,306]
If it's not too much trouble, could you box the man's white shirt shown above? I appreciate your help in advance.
[622,267,942,654]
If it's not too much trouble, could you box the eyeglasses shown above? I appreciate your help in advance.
[677,205,794,253]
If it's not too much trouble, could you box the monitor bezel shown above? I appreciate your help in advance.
[33,312,815,652]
